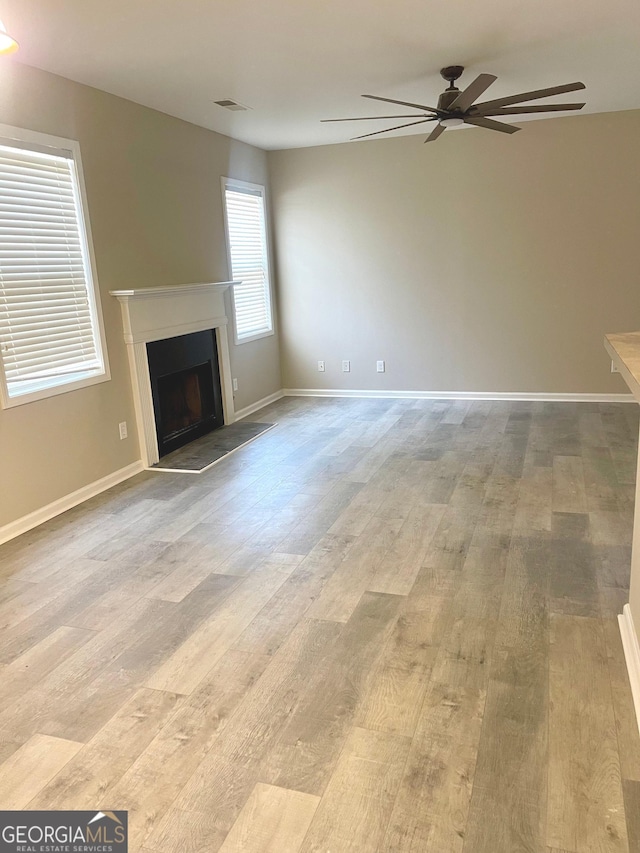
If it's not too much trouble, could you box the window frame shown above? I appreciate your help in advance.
[221,176,275,346]
[0,124,110,409]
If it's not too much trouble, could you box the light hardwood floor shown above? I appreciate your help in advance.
[1,397,639,852]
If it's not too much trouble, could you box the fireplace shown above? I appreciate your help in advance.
[147,330,223,457]
[110,282,237,467]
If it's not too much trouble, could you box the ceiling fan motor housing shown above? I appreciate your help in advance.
[438,89,461,111]
[438,65,465,112]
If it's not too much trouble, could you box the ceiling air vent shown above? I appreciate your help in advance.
[214,99,250,111]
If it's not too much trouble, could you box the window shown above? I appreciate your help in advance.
[0,125,108,408]
[222,178,274,343]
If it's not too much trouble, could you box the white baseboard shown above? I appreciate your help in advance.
[0,460,144,546]
[233,389,284,421]
[283,388,634,403]
[619,604,640,737]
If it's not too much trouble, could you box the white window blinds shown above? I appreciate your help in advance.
[0,140,105,400]
[223,182,273,342]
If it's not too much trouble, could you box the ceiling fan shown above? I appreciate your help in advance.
[322,66,586,143]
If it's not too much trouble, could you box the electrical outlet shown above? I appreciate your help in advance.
[232,377,239,391]
[318,360,325,372]
[376,360,385,373]
[118,421,128,440]
[611,360,619,374]
[342,360,350,372]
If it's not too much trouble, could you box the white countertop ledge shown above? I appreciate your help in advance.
[605,332,640,403]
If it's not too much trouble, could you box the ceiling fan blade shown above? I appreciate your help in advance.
[447,73,497,112]
[424,123,446,143]
[463,116,521,134]
[476,103,586,116]
[471,82,586,113]
[321,114,430,122]
[362,94,440,114]
[352,118,435,140]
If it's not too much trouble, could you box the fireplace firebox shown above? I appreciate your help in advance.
[147,330,223,457]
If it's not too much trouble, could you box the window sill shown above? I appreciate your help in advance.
[0,368,110,409]
[234,328,275,346]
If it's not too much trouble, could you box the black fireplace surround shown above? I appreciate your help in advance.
[147,330,224,457]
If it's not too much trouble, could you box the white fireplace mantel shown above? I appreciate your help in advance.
[110,281,239,467]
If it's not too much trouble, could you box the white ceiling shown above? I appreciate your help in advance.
[3,0,640,150]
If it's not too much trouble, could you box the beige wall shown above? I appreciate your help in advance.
[0,62,281,528]
[268,109,640,395]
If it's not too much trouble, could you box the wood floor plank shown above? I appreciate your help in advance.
[0,596,170,741]
[0,576,238,744]
[423,505,481,573]
[582,446,622,513]
[0,625,95,705]
[549,512,600,617]
[143,540,231,602]
[145,559,299,694]
[371,456,432,519]
[552,455,588,514]
[65,557,181,632]
[0,730,27,766]
[0,733,82,808]
[327,483,386,537]
[590,509,634,548]
[274,481,363,555]
[344,436,401,484]
[419,450,469,505]
[463,535,549,852]
[513,465,553,534]
[203,543,260,576]
[579,410,609,448]
[147,619,342,852]
[441,400,473,425]
[259,592,402,795]
[232,540,350,657]
[367,503,446,595]
[547,613,628,851]
[474,471,520,537]
[109,650,272,852]
[463,681,547,853]
[448,452,498,512]
[0,557,104,630]
[0,559,156,665]
[464,784,544,853]
[405,561,459,608]
[218,783,319,853]
[383,682,486,852]
[307,516,402,622]
[355,593,453,737]
[430,576,504,690]
[31,687,181,809]
[298,727,410,853]
[242,493,327,553]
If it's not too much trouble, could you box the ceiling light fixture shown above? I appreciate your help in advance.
[0,18,18,54]
[439,116,464,128]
